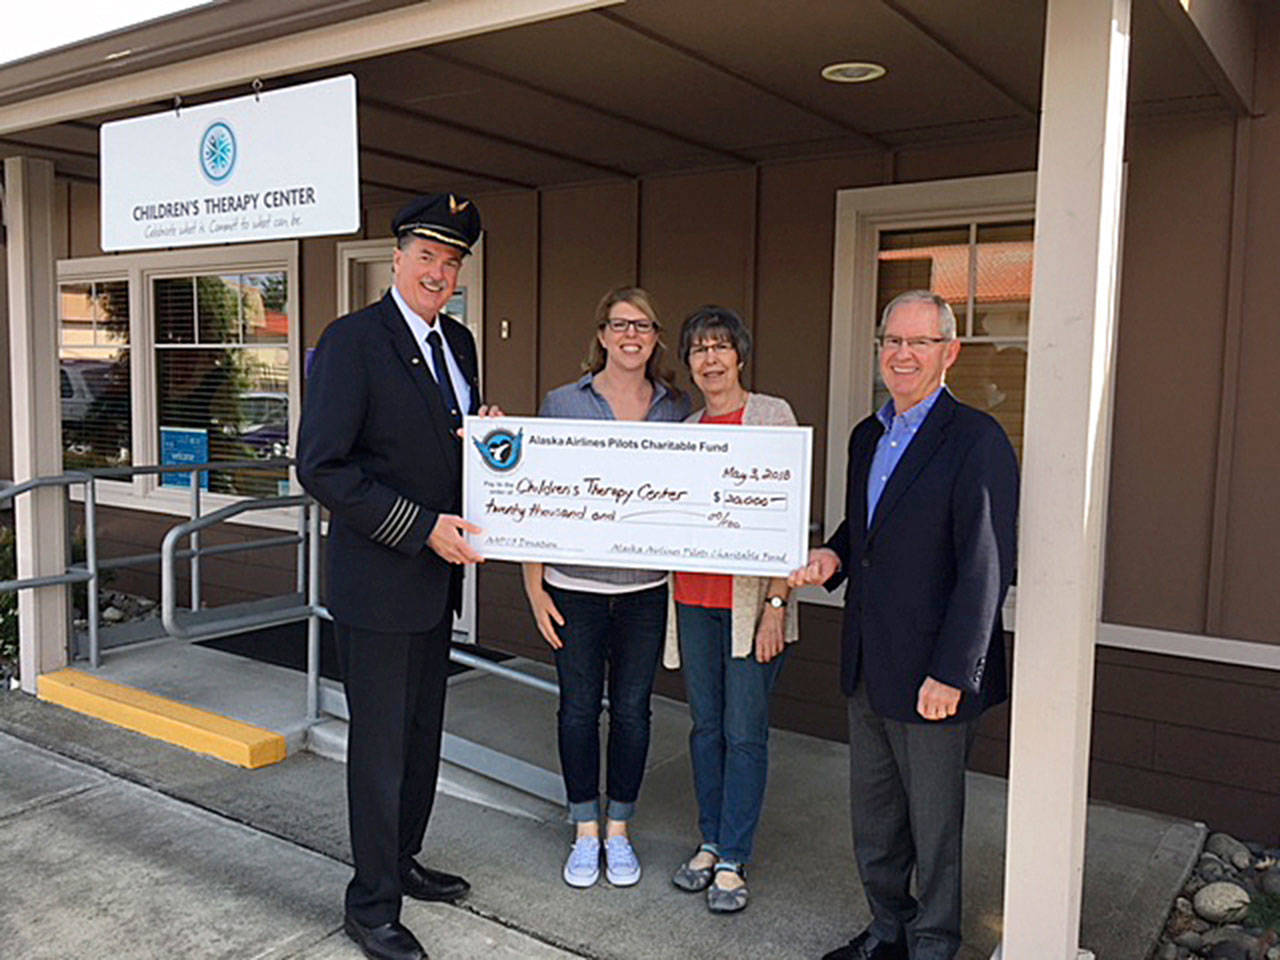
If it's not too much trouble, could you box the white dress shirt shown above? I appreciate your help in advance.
[390,284,472,416]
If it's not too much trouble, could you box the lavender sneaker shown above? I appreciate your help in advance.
[563,835,600,888]
[604,835,642,886]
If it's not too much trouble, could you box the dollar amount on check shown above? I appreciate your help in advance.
[462,416,812,577]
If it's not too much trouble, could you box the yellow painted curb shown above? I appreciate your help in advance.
[37,669,286,769]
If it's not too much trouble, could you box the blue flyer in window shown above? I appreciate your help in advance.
[160,427,210,489]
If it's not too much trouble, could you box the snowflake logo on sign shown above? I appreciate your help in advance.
[199,122,236,183]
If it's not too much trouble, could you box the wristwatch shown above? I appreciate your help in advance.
[765,595,787,609]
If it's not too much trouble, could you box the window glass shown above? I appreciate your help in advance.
[154,272,289,496]
[59,280,131,471]
[154,276,195,344]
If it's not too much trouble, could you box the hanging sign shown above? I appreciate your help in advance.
[100,75,360,251]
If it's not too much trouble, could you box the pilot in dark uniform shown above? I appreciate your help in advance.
[298,193,489,960]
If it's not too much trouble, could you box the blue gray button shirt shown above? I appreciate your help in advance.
[867,386,944,528]
[540,373,691,587]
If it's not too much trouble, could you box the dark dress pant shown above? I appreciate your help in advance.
[847,680,977,960]
[337,614,451,926]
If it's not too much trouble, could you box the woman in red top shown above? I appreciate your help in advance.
[665,306,800,913]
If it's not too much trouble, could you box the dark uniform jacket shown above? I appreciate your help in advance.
[297,292,479,633]
[825,390,1019,724]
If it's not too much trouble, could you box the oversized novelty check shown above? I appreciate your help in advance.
[462,416,812,577]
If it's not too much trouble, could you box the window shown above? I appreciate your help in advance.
[153,272,290,496]
[58,279,131,470]
[57,241,300,527]
[874,221,1032,460]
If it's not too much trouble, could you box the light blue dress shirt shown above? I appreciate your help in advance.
[390,284,473,415]
[866,386,945,527]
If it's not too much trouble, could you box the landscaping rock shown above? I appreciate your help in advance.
[1172,930,1203,951]
[101,606,125,623]
[1199,854,1229,883]
[1194,882,1251,924]
[1260,866,1280,898]
[1208,943,1248,960]
[1208,833,1254,871]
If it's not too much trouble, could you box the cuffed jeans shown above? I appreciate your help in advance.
[547,583,666,822]
[676,603,787,865]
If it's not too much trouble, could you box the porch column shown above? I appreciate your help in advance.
[1001,0,1131,958]
[4,156,69,692]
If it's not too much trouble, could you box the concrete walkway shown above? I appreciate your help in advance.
[0,644,1205,960]
[0,730,581,960]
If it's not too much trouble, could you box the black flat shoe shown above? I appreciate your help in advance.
[821,929,908,960]
[400,860,470,902]
[343,915,426,960]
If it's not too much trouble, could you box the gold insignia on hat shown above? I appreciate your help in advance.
[449,194,470,215]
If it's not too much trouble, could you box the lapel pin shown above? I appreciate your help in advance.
[411,357,420,364]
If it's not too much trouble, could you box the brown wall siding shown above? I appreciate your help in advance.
[1220,6,1280,643]
[1103,115,1236,633]
[477,190,539,416]
[638,166,755,398]
[537,181,638,401]
[754,154,882,525]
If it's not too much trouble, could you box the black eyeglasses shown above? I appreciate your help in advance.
[604,318,657,333]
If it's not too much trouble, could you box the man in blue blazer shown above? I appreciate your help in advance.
[298,193,494,960]
[792,290,1018,960]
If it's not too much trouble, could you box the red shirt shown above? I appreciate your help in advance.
[674,406,745,609]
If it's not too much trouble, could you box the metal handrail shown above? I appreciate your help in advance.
[161,495,311,641]
[0,457,299,670]
[2,456,565,740]
[0,472,95,595]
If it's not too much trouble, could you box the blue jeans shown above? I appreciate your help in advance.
[677,603,787,864]
[547,583,667,822]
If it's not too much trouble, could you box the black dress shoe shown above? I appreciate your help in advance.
[343,915,426,960]
[821,929,909,960]
[400,860,470,902]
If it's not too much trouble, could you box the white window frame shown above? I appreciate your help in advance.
[801,172,1037,609]
[57,240,301,530]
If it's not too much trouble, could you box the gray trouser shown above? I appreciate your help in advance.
[846,682,976,960]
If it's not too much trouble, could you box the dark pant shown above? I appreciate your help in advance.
[846,681,977,960]
[546,583,667,822]
[676,603,786,864]
[337,616,451,926]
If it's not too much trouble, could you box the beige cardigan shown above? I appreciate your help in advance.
[663,392,801,669]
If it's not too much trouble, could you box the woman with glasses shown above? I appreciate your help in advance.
[665,305,798,914]
[522,286,690,889]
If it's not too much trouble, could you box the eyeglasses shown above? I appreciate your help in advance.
[604,317,657,333]
[688,342,736,359]
[879,335,951,351]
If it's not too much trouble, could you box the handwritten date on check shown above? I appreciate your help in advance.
[462,416,812,577]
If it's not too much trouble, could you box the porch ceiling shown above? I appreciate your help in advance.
[0,0,1230,204]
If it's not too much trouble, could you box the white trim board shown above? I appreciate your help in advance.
[1097,622,1280,672]
[0,0,619,135]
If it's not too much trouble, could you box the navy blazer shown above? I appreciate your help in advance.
[825,391,1018,724]
[297,292,480,632]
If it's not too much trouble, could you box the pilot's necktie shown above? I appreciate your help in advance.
[426,329,462,430]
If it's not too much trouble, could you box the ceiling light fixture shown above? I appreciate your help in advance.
[821,61,886,84]
[104,49,133,61]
